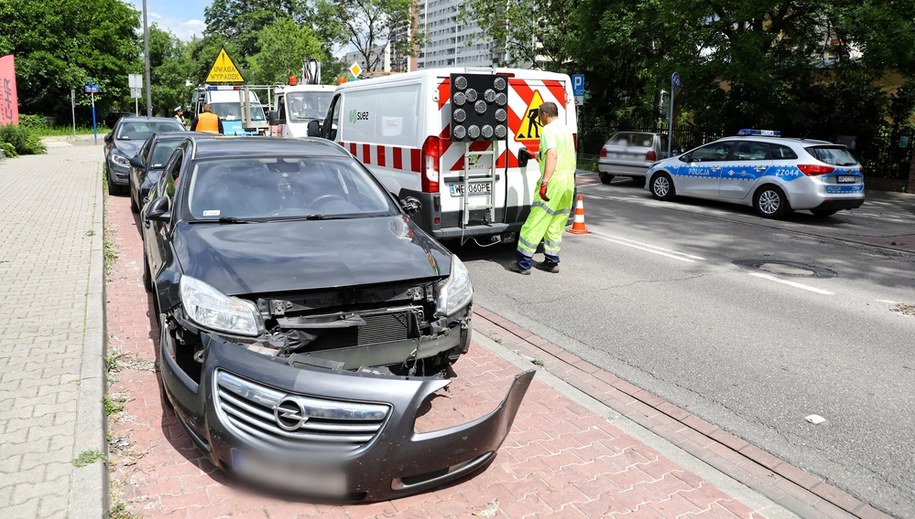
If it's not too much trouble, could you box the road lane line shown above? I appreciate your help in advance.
[589,231,698,263]
[749,272,834,295]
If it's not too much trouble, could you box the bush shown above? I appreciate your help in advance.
[0,123,46,155]
[0,141,16,157]
[18,114,46,130]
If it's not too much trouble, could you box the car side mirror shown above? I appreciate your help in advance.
[518,147,532,168]
[145,196,170,222]
[307,120,322,137]
[104,133,112,143]
[400,196,422,215]
[129,156,144,169]
[268,110,285,125]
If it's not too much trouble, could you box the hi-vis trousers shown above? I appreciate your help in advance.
[516,178,574,270]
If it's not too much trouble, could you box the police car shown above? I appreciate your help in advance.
[645,129,865,218]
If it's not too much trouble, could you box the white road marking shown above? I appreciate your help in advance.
[749,272,834,295]
[875,299,898,304]
[589,231,702,263]
[44,142,72,147]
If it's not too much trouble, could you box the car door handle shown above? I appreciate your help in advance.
[754,166,766,172]
[710,166,721,171]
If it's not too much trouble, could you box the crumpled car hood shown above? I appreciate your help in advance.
[172,216,451,295]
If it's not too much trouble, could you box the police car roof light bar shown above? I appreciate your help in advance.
[738,128,781,137]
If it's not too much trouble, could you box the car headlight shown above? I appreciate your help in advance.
[179,275,264,337]
[436,256,473,317]
[111,153,130,167]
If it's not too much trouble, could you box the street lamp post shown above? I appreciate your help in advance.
[143,0,152,116]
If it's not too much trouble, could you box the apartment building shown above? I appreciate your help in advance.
[416,0,506,69]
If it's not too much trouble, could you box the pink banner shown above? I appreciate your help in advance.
[0,54,19,126]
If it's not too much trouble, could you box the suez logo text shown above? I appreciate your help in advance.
[348,110,369,123]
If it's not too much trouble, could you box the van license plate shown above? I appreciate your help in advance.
[449,183,492,196]
[836,175,856,183]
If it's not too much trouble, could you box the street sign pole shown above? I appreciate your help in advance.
[668,72,681,156]
[70,89,76,138]
[91,91,97,144]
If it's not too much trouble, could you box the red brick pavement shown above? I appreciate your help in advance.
[106,194,771,518]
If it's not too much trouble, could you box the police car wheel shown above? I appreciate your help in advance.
[754,185,789,218]
[599,172,614,185]
[650,172,675,201]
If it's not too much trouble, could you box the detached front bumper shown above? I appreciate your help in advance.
[158,324,534,502]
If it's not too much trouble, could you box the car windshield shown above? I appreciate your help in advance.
[186,156,398,220]
[117,121,182,140]
[609,132,654,148]
[150,141,181,169]
[806,146,858,166]
[210,102,266,122]
[286,92,333,122]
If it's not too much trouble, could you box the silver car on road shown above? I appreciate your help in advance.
[645,130,865,218]
[598,131,678,184]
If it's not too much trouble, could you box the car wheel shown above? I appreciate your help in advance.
[754,185,790,218]
[598,172,614,185]
[811,208,837,217]
[650,172,675,201]
[106,166,125,196]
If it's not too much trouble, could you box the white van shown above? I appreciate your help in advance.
[267,84,335,138]
[316,68,577,244]
[191,86,267,136]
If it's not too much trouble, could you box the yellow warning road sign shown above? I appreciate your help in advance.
[516,90,545,141]
[206,48,245,83]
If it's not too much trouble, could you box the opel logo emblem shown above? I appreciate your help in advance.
[274,398,309,431]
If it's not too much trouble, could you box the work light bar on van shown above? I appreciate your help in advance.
[737,128,781,136]
[206,85,243,91]
[450,73,509,142]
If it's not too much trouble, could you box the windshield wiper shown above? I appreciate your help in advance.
[217,216,257,224]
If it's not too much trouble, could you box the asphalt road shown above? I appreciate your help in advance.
[456,177,915,518]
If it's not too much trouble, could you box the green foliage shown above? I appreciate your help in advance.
[0,141,16,157]
[0,0,140,120]
[148,25,195,114]
[248,16,327,84]
[72,449,106,467]
[0,124,46,155]
[17,114,47,130]
[316,0,420,72]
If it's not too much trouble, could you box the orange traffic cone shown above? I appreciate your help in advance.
[567,194,590,234]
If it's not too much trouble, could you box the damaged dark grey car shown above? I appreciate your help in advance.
[141,137,533,501]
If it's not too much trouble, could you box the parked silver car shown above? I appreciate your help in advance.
[645,129,865,218]
[598,131,678,184]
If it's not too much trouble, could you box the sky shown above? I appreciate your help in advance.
[127,0,210,41]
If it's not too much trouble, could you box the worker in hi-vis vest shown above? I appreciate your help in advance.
[190,103,224,134]
[510,101,576,275]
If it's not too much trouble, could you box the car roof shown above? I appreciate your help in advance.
[719,135,838,146]
[118,116,181,124]
[151,131,218,142]
[188,136,351,160]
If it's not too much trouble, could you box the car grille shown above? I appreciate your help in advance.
[214,370,390,453]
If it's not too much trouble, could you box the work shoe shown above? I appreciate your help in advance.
[509,261,531,275]
[534,261,559,273]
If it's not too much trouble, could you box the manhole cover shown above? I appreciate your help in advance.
[733,260,837,278]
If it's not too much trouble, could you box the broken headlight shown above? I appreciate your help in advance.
[435,255,473,317]
[179,275,265,337]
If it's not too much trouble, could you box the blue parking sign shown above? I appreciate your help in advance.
[572,74,585,96]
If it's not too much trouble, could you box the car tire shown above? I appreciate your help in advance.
[599,172,614,185]
[650,172,675,201]
[811,209,838,217]
[754,185,790,218]
[106,166,125,196]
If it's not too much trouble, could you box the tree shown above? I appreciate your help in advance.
[460,0,577,71]
[248,17,327,84]
[204,0,318,58]
[147,26,195,116]
[317,0,421,73]
[0,0,140,119]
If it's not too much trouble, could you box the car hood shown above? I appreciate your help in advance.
[172,216,451,295]
[113,139,142,156]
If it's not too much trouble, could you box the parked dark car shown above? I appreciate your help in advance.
[128,131,218,214]
[598,131,679,184]
[104,116,184,195]
[142,137,533,501]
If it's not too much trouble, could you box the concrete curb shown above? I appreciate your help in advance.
[68,160,108,518]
